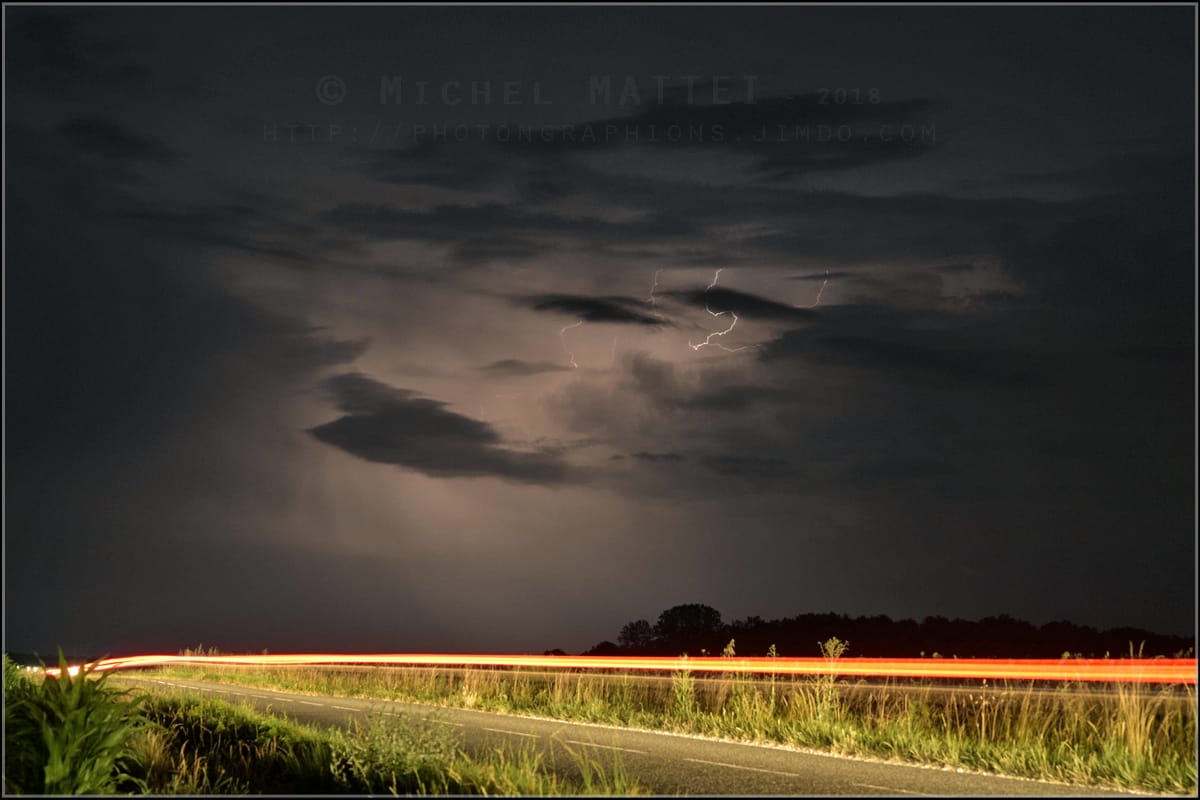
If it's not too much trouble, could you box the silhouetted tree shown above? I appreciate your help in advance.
[618,619,656,651]
[652,604,724,652]
[654,604,723,640]
[601,607,1192,660]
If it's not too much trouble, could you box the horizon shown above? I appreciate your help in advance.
[6,605,1195,664]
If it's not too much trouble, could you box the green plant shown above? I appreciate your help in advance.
[329,709,459,794]
[818,636,850,661]
[4,650,148,794]
[671,657,696,723]
[4,653,33,697]
[814,637,849,722]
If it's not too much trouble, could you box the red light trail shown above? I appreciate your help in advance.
[43,654,1197,684]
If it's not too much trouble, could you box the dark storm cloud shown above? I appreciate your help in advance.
[789,270,853,281]
[632,451,686,463]
[319,202,697,262]
[845,457,957,483]
[613,355,801,414]
[667,286,817,322]
[122,202,330,265]
[727,191,1056,268]
[700,454,798,480]
[1000,209,1192,313]
[342,134,1067,273]
[759,305,1046,386]
[5,119,369,479]
[58,116,180,163]
[349,169,1055,273]
[690,384,798,413]
[752,135,931,181]
[496,93,939,178]
[802,334,1042,384]
[309,373,573,484]
[956,151,1192,196]
[521,294,664,326]
[934,263,976,274]
[345,140,504,191]
[478,359,570,377]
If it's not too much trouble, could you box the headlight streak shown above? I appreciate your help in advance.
[43,654,1197,684]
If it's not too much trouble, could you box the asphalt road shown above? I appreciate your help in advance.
[119,676,1144,796]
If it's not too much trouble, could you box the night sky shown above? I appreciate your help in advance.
[5,6,1195,658]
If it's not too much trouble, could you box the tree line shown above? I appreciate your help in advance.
[580,604,1194,659]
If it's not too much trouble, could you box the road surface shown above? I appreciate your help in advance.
[119,675,1146,796]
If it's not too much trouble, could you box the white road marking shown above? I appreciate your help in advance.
[296,700,323,706]
[332,705,356,711]
[483,727,539,739]
[684,758,802,778]
[563,739,645,755]
[854,783,927,795]
[430,720,464,727]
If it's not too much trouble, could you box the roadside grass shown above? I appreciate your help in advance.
[4,652,148,794]
[4,653,642,795]
[145,643,1197,794]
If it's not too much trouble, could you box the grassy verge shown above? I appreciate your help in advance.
[128,693,639,794]
[4,653,640,795]
[145,650,1196,794]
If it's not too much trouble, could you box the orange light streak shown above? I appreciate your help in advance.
[43,654,1196,684]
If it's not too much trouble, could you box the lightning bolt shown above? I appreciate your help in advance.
[560,320,583,368]
[689,269,754,353]
[689,307,754,352]
[796,269,830,308]
[645,268,668,325]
